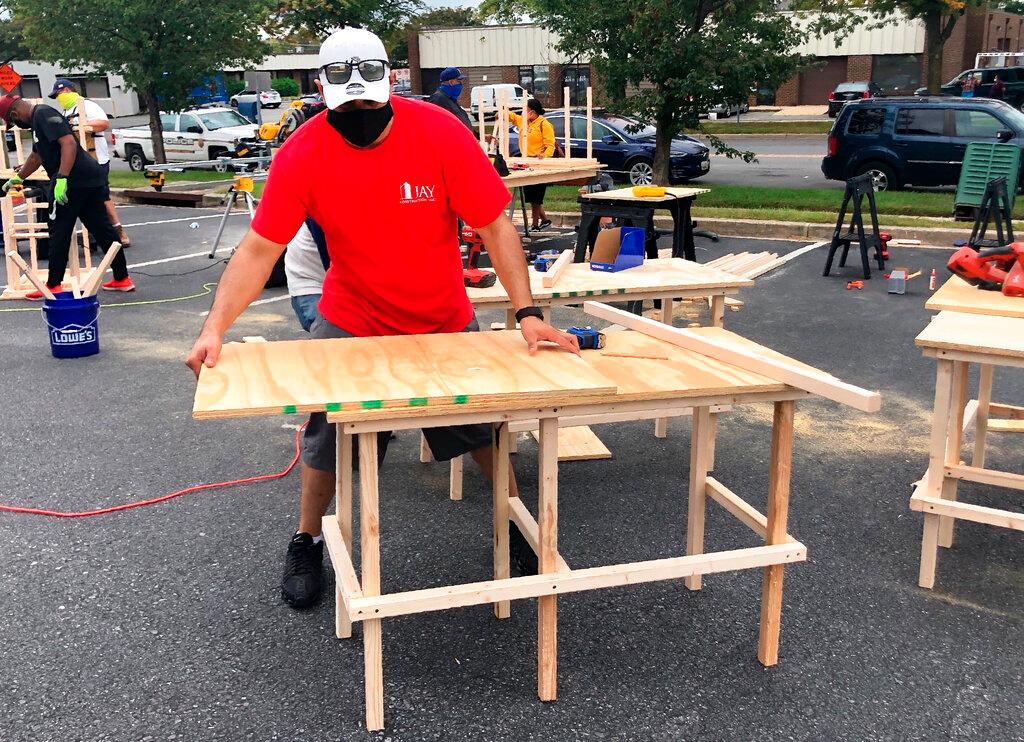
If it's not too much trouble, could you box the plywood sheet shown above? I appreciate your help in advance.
[916,310,1024,359]
[193,331,617,420]
[530,425,612,461]
[583,330,788,401]
[503,164,600,189]
[926,275,1024,319]
[467,257,750,306]
[580,186,709,203]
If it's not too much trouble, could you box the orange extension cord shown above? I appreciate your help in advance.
[0,425,304,518]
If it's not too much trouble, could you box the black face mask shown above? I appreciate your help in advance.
[327,102,393,148]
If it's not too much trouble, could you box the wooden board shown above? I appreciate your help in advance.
[502,163,601,189]
[467,257,751,306]
[926,275,1024,319]
[916,310,1024,360]
[529,424,612,461]
[193,330,617,420]
[585,302,880,412]
[580,185,709,203]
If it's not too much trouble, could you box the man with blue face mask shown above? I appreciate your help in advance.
[427,67,474,132]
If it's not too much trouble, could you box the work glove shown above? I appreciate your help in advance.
[2,174,23,194]
[53,177,68,205]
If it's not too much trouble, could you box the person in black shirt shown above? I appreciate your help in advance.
[0,94,134,298]
[427,67,474,132]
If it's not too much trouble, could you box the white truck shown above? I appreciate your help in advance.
[111,107,260,171]
[470,84,530,122]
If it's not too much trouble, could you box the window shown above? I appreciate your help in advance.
[179,114,201,133]
[160,114,178,132]
[548,116,564,138]
[576,119,617,140]
[873,54,921,95]
[13,76,41,98]
[895,108,945,137]
[847,108,886,135]
[198,110,251,130]
[954,110,1005,138]
[59,74,111,99]
[518,65,549,96]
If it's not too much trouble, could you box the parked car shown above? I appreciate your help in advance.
[821,97,1024,191]
[707,100,750,118]
[916,66,1024,110]
[112,107,260,171]
[517,111,710,185]
[230,89,282,108]
[299,92,323,106]
[828,81,882,118]
[4,129,13,152]
[471,84,529,122]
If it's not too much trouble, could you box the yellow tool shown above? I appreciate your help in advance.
[145,170,166,191]
[234,175,254,193]
[632,185,666,198]
[258,100,307,142]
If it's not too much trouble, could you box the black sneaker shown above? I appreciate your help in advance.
[537,219,552,230]
[281,532,324,609]
[509,523,538,576]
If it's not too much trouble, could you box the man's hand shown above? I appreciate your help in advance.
[53,177,68,205]
[2,174,23,194]
[519,316,580,356]
[186,331,223,379]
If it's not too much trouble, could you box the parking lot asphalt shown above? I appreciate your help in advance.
[1,206,1022,741]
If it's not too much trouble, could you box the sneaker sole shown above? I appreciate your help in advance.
[101,286,136,292]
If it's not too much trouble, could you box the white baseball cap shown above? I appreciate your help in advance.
[317,27,391,110]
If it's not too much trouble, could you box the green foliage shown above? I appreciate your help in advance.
[226,79,247,97]
[1001,0,1024,13]
[273,0,423,38]
[386,6,483,67]
[11,0,273,162]
[0,3,30,64]
[524,0,853,184]
[271,77,300,97]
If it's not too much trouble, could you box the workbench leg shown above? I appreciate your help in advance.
[685,406,712,591]
[335,428,353,640]
[492,423,511,619]
[920,360,955,589]
[654,296,673,439]
[973,364,994,469]
[705,413,718,474]
[537,417,559,702]
[419,433,431,463]
[757,400,795,667]
[939,361,968,549]
[710,295,726,328]
[359,432,384,731]
[449,455,464,501]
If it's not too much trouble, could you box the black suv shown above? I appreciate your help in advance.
[821,97,1024,190]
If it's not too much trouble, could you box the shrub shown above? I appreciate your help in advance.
[226,79,246,97]
[271,77,300,98]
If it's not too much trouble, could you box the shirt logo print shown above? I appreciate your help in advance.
[399,182,436,204]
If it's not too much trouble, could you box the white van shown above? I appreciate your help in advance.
[470,84,529,121]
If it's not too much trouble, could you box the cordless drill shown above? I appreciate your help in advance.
[460,226,497,289]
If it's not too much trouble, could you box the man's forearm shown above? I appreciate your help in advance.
[17,152,41,179]
[201,231,285,336]
[478,213,534,310]
[58,138,77,177]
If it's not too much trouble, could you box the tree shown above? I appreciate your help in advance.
[273,0,423,39]
[525,0,852,185]
[12,0,273,163]
[0,3,31,66]
[870,0,984,93]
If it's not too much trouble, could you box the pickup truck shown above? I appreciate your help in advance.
[111,107,260,171]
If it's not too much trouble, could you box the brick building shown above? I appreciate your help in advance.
[410,8,1024,110]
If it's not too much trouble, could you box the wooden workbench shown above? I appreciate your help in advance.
[193,315,879,732]
[577,186,710,262]
[913,276,1024,589]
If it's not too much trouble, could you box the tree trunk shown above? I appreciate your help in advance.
[652,106,673,187]
[925,10,948,94]
[144,86,167,164]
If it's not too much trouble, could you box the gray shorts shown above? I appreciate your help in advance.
[301,314,494,473]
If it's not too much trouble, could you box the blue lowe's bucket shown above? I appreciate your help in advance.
[41,294,100,359]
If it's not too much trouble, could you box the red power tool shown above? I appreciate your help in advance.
[460,226,497,289]
[947,242,1024,298]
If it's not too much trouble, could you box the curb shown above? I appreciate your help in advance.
[546,211,965,247]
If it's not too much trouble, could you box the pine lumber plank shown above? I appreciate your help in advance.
[911,493,1024,531]
[584,302,881,412]
[926,275,1024,319]
[580,185,709,202]
[916,311,1024,359]
[81,242,123,296]
[537,418,558,702]
[541,250,572,289]
[529,424,611,460]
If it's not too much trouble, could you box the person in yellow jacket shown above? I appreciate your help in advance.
[509,98,556,230]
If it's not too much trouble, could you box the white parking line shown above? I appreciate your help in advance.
[122,212,248,229]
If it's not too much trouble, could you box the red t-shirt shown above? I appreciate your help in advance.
[251,96,511,336]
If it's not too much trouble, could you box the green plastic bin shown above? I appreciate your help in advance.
[954,142,1021,220]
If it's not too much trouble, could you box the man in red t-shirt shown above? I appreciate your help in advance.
[186,27,578,609]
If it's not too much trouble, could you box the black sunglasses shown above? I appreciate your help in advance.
[319,60,389,85]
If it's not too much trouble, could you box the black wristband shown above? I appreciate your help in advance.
[515,306,544,323]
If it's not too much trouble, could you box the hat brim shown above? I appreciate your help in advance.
[321,76,390,110]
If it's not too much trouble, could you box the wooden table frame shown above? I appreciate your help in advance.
[324,390,808,731]
[913,346,1024,589]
